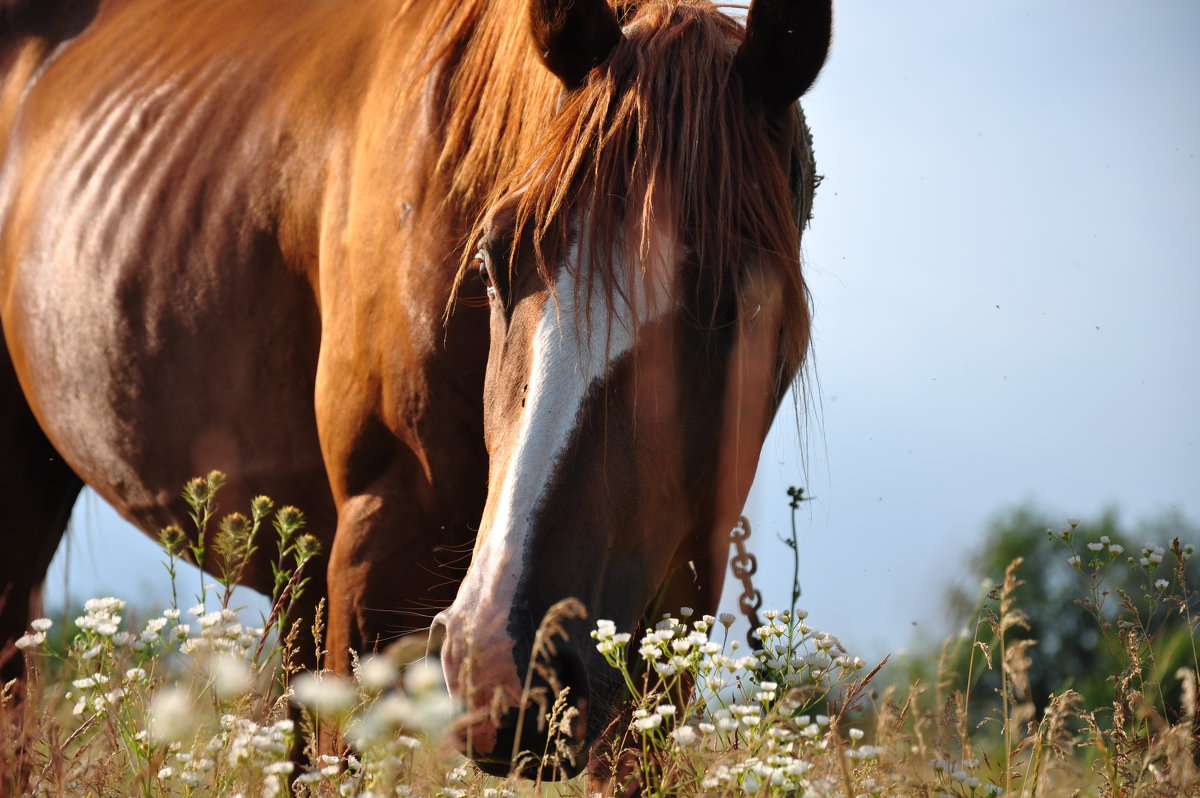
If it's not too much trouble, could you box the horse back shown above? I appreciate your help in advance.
[0,0,397,556]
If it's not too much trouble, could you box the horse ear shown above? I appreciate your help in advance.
[733,0,832,110]
[529,0,624,91]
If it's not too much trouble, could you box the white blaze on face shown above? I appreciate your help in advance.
[442,224,680,699]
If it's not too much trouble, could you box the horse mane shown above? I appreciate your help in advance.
[388,0,563,207]
[426,0,815,378]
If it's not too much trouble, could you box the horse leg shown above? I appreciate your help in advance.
[296,462,473,765]
[323,466,475,675]
[314,331,487,680]
[0,346,83,685]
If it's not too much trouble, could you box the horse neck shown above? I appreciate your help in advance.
[299,0,564,406]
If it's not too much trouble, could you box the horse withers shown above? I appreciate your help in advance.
[0,0,829,777]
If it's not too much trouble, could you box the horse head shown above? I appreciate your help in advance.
[436,0,830,777]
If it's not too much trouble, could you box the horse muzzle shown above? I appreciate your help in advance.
[434,607,592,779]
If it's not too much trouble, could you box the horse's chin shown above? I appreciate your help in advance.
[472,755,587,781]
[455,686,594,780]
[464,728,591,780]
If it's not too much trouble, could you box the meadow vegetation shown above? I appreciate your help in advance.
[2,475,1196,796]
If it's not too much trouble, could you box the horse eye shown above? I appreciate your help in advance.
[475,250,496,297]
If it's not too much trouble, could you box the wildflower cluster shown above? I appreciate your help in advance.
[6,478,463,797]
[11,597,464,796]
[592,607,876,796]
[926,755,1002,795]
[283,656,456,795]
[151,714,296,793]
[9,480,1196,797]
[1053,519,1193,578]
[182,603,264,659]
[1051,521,1197,621]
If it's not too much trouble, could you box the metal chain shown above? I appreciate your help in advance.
[729,515,764,651]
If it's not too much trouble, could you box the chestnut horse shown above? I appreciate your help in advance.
[0,0,829,776]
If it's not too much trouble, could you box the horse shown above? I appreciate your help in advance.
[0,0,829,777]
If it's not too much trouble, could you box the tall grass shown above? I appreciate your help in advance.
[2,479,1196,796]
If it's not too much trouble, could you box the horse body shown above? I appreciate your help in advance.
[0,0,494,671]
[0,0,830,777]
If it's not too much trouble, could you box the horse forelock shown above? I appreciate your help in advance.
[439,0,815,381]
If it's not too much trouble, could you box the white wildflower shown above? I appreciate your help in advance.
[359,655,398,692]
[291,672,355,715]
[672,725,698,746]
[212,654,252,699]
[15,632,44,649]
[404,659,444,695]
[634,714,662,731]
[149,687,195,743]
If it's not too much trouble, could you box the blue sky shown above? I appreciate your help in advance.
[46,0,1199,663]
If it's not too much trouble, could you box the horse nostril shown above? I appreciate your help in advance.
[432,610,466,694]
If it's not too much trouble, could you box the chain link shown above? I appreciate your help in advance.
[729,515,764,651]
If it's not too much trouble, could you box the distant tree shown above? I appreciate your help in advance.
[936,506,1198,725]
